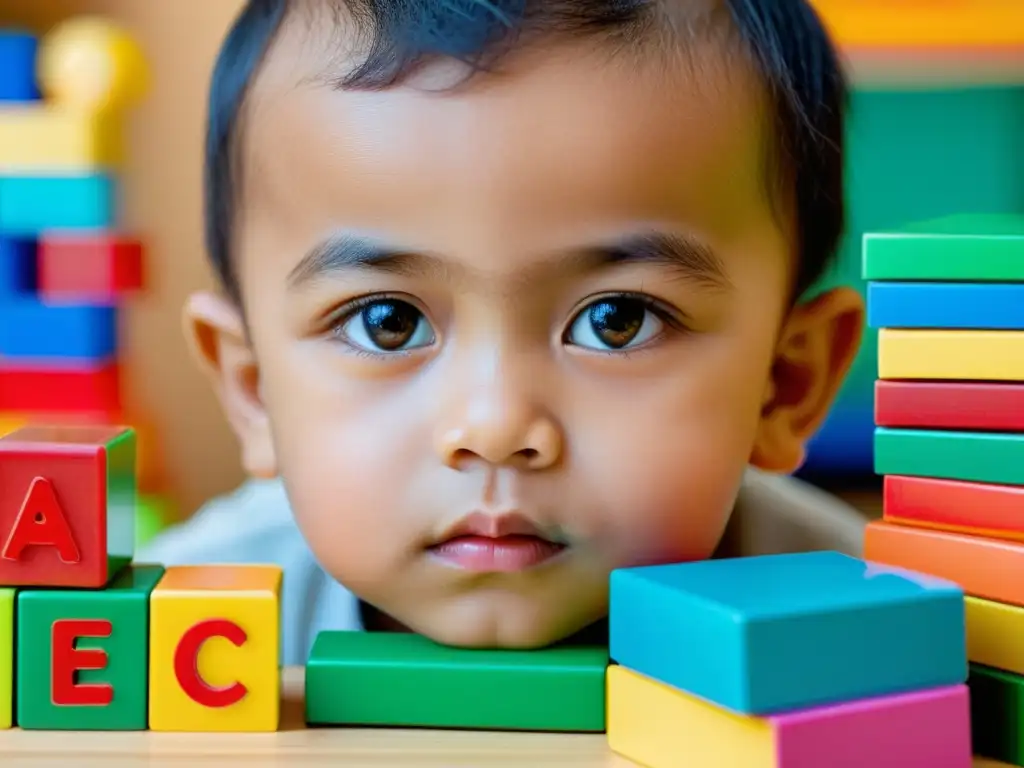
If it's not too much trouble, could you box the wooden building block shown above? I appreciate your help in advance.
[969,664,1024,765]
[16,564,163,729]
[608,665,972,768]
[0,589,12,729]
[39,232,143,301]
[966,597,1024,678]
[0,107,122,172]
[609,552,965,715]
[875,428,1024,487]
[148,565,282,732]
[0,300,116,361]
[0,174,115,235]
[878,329,1024,382]
[868,282,1024,330]
[0,362,120,414]
[865,521,1024,608]
[884,475,1024,542]
[0,425,134,588]
[875,380,1024,432]
[305,631,606,730]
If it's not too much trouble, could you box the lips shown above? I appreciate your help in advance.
[427,511,566,572]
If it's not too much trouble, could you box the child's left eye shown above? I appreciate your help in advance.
[335,299,435,353]
[565,296,665,351]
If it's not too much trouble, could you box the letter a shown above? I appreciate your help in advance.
[2,476,80,563]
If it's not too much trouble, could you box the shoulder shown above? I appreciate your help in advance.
[718,467,869,559]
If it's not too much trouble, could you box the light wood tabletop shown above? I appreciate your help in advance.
[0,667,1010,767]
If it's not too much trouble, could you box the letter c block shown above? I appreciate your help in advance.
[148,565,282,732]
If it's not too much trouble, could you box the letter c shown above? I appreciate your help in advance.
[173,618,248,707]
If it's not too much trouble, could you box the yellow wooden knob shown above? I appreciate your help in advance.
[37,17,149,111]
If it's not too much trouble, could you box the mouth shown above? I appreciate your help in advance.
[426,510,567,573]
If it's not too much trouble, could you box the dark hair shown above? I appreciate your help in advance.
[205,0,847,304]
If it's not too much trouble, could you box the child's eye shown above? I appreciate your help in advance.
[565,296,666,351]
[335,298,435,353]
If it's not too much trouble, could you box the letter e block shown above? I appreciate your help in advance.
[0,425,135,587]
[149,565,282,732]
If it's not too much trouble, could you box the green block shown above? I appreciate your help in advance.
[862,214,1024,281]
[135,495,172,549]
[105,427,137,581]
[0,589,12,729]
[874,428,1024,486]
[969,663,1024,765]
[16,564,164,730]
[305,631,608,731]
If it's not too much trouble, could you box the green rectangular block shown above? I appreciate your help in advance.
[16,564,163,730]
[874,428,1024,486]
[305,631,608,731]
[862,214,1024,281]
[969,663,1024,765]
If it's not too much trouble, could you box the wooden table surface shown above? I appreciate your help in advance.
[0,667,1010,767]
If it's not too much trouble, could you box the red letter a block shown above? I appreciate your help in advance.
[0,425,135,588]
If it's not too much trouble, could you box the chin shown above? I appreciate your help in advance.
[406,600,589,650]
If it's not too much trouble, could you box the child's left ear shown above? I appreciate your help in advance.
[750,286,865,474]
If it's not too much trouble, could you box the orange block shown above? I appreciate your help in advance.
[864,521,1024,607]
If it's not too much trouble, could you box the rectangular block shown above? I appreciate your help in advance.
[0,32,39,102]
[885,475,1024,542]
[862,214,1024,282]
[16,564,163,729]
[970,663,1024,765]
[0,425,134,588]
[0,589,12,729]
[878,329,1024,381]
[149,565,282,732]
[864,521,1024,608]
[0,300,116,360]
[875,428,1024,486]
[967,596,1024,678]
[608,666,972,768]
[39,232,143,301]
[868,282,1024,330]
[875,380,1024,432]
[0,362,120,413]
[0,174,116,234]
[0,106,123,171]
[609,551,966,715]
[0,237,36,295]
[306,630,607,731]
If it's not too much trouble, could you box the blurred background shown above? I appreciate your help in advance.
[0,0,1020,535]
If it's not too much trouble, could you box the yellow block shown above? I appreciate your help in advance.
[0,107,123,172]
[966,596,1024,676]
[878,329,1024,381]
[608,665,774,767]
[0,590,12,729]
[149,565,282,732]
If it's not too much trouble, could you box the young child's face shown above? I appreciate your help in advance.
[189,20,862,647]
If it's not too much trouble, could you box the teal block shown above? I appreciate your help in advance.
[0,175,116,234]
[609,552,967,715]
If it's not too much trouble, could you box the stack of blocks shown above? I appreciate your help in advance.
[863,212,1024,765]
[0,19,170,544]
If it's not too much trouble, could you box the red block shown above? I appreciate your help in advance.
[38,233,144,301]
[875,380,1024,431]
[884,474,1024,541]
[0,425,135,588]
[0,362,120,413]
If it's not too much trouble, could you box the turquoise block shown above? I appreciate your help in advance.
[609,551,966,715]
[0,175,116,234]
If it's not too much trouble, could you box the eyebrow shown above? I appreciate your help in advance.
[286,231,733,290]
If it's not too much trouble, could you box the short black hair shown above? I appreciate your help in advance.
[205,0,848,304]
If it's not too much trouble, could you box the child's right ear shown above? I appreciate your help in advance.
[183,291,278,479]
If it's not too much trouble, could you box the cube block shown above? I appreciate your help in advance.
[0,362,120,413]
[0,106,122,171]
[39,233,143,301]
[0,589,12,729]
[0,300,116,360]
[0,32,39,102]
[0,174,116,234]
[0,237,36,295]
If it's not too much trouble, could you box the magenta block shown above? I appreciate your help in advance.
[770,684,972,767]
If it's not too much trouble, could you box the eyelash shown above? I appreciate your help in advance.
[325,293,427,359]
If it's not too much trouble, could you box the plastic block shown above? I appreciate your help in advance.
[875,428,1024,486]
[0,237,36,295]
[864,521,1024,608]
[0,362,120,413]
[148,565,282,732]
[875,380,1024,432]
[0,414,26,437]
[135,495,171,548]
[39,233,143,301]
[0,300,116,360]
[16,564,162,729]
[0,589,12,729]
[0,108,122,172]
[0,31,39,102]
[305,631,607,730]
[966,597,1024,678]
[0,175,116,235]
[868,282,1024,330]
[884,475,1024,542]
[862,214,1024,281]
[0,424,134,588]
[970,664,1024,765]
[607,665,972,768]
[609,551,966,715]
[878,329,1024,381]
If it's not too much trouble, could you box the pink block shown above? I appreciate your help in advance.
[769,684,972,768]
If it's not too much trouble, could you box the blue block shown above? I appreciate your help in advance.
[0,237,36,294]
[0,175,117,235]
[609,551,966,715]
[0,300,116,360]
[868,282,1024,329]
[0,31,39,102]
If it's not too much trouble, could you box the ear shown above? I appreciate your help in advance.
[750,286,865,474]
[183,291,278,479]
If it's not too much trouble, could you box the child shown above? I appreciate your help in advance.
[141,0,869,665]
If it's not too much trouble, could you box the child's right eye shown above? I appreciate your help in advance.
[332,297,436,354]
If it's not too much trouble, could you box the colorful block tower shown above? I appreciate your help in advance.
[0,19,170,545]
[863,212,1024,766]
[607,551,973,767]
